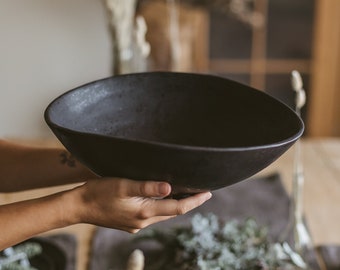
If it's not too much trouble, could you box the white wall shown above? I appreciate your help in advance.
[0,0,112,138]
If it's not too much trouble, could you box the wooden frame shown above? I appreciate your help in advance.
[307,0,340,137]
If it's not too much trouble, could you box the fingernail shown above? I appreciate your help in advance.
[159,183,170,195]
[205,192,212,200]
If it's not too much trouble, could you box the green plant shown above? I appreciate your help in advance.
[135,213,307,270]
[0,243,42,270]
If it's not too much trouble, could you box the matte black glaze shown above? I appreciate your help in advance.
[45,72,304,191]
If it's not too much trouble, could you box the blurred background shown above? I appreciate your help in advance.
[0,0,339,139]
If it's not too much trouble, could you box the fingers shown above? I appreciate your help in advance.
[126,180,172,198]
[163,191,212,215]
[122,192,212,232]
[138,191,212,219]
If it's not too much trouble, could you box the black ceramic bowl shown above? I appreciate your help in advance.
[45,72,303,192]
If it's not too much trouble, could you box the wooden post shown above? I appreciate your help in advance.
[307,0,340,137]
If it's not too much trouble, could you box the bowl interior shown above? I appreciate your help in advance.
[46,72,303,149]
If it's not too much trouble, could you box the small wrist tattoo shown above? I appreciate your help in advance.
[60,151,76,167]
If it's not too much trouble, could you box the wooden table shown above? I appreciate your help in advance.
[1,138,340,270]
[261,138,340,246]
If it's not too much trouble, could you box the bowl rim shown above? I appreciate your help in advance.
[44,72,305,152]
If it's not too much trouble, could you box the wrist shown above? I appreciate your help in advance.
[57,185,85,226]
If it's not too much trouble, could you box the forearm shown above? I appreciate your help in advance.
[0,140,96,192]
[0,187,80,250]
[0,178,212,250]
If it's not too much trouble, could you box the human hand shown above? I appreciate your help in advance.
[69,178,212,233]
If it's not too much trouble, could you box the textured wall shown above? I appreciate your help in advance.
[0,0,112,138]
